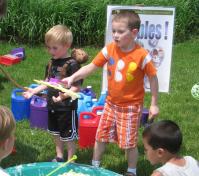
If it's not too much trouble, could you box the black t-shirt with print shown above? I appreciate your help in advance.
[45,57,82,111]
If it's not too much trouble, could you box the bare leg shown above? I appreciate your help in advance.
[126,147,138,168]
[53,135,64,158]
[66,140,76,161]
[92,141,106,161]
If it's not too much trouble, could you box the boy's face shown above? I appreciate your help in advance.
[142,137,161,165]
[112,20,138,51]
[0,134,15,161]
[6,134,15,157]
[46,42,69,59]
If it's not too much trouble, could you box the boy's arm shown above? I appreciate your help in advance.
[32,85,47,94]
[62,63,98,87]
[148,75,159,120]
[52,85,80,102]
[23,85,47,99]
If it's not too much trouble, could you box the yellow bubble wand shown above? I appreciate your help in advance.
[46,155,77,176]
[34,79,80,100]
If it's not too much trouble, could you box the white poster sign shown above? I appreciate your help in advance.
[102,5,175,93]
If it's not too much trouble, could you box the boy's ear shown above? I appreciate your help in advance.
[64,43,71,49]
[0,139,8,150]
[131,28,139,35]
[157,148,165,157]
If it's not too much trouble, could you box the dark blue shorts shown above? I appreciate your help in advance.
[48,109,78,141]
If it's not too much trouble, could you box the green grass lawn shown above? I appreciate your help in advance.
[0,39,199,175]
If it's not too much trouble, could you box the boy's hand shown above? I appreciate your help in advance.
[148,105,159,120]
[52,92,67,102]
[52,96,62,103]
[22,88,34,99]
[61,76,74,88]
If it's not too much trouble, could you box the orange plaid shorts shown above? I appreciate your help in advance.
[96,101,142,149]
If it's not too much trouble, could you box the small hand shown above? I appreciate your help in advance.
[148,105,159,120]
[52,92,67,102]
[22,88,34,99]
[61,76,73,88]
[52,96,61,103]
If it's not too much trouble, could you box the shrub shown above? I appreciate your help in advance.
[0,0,198,45]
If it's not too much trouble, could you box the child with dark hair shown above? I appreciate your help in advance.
[142,120,199,176]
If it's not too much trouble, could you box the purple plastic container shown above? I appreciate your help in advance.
[10,47,25,60]
[80,85,96,99]
[140,108,149,126]
[30,96,48,130]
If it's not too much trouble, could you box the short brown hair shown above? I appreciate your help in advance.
[112,10,141,30]
[142,120,182,154]
[0,106,16,143]
[0,0,7,17]
[45,24,73,46]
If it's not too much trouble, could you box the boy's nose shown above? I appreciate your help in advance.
[113,32,119,39]
[49,50,55,55]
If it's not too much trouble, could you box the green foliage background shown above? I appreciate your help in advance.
[0,0,198,45]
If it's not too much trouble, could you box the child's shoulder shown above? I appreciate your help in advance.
[184,155,199,165]
[0,167,10,176]
[151,171,163,176]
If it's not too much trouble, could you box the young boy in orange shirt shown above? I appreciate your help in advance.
[62,10,159,176]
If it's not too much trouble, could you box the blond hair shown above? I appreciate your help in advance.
[0,0,7,17]
[45,24,73,46]
[0,106,16,143]
[112,10,141,31]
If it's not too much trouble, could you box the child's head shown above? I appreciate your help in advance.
[112,10,141,31]
[0,105,16,161]
[0,0,7,17]
[142,120,182,165]
[111,10,141,50]
[45,25,73,59]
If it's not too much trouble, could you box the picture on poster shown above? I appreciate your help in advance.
[102,5,175,93]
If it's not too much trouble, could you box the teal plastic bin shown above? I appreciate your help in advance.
[6,162,122,176]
